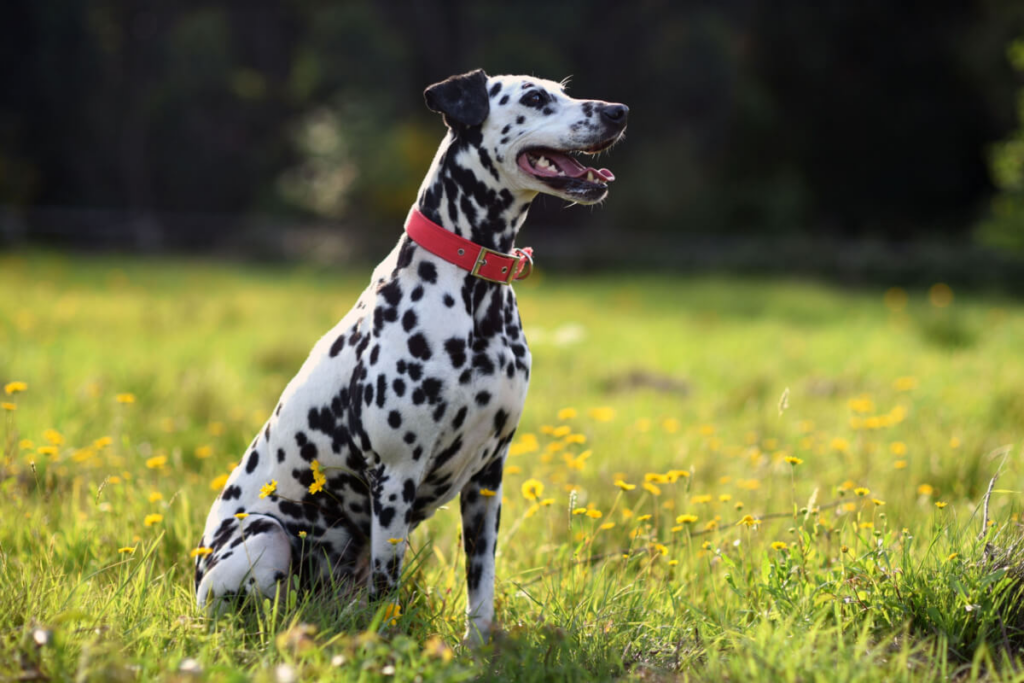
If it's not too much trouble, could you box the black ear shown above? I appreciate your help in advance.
[423,69,490,128]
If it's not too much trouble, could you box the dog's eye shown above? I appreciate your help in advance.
[520,90,547,107]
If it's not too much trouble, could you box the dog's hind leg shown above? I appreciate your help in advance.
[195,513,292,612]
[459,454,505,644]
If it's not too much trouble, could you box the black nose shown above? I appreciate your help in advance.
[601,103,629,126]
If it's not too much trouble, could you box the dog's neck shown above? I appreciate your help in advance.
[414,130,535,253]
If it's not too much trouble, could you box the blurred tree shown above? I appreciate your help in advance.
[978,38,1024,253]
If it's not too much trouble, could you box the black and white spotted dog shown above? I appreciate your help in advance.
[194,69,628,642]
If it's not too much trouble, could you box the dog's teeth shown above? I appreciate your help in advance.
[586,171,594,182]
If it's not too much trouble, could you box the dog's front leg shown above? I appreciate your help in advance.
[368,464,423,602]
[460,454,505,645]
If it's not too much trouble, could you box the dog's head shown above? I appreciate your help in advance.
[424,70,628,205]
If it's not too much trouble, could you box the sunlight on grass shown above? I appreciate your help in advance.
[2,253,1024,681]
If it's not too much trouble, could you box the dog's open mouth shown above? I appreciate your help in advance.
[516,147,616,201]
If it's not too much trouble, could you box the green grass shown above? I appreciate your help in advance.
[2,251,1024,681]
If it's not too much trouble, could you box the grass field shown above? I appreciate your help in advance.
[2,251,1024,682]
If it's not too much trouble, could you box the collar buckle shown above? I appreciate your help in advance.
[470,246,520,285]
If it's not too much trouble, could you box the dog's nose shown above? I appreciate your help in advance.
[601,103,629,126]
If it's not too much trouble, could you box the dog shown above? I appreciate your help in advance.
[193,69,628,643]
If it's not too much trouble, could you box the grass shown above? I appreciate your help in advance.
[2,251,1024,681]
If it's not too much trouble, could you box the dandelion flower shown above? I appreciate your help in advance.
[298,530,307,538]
[119,547,137,554]
[259,480,278,498]
[190,547,213,558]
[645,473,669,484]
[614,480,636,491]
[116,393,136,404]
[37,446,58,456]
[668,559,679,566]
[1,402,16,411]
[771,541,788,551]
[552,425,572,438]
[539,498,556,507]
[917,484,934,496]
[505,465,522,475]
[691,494,712,504]
[662,418,680,433]
[19,439,34,450]
[890,442,907,456]
[642,482,662,496]
[585,509,603,519]
[387,538,404,545]
[588,406,616,422]
[675,514,698,524]
[599,522,615,531]
[653,543,669,556]
[480,488,498,497]
[144,513,163,527]
[93,436,112,449]
[43,429,63,446]
[557,407,577,420]
[830,437,850,453]
[949,437,961,449]
[935,501,948,509]
[894,460,907,469]
[564,433,587,444]
[209,474,229,491]
[636,514,652,522]
[736,515,759,527]
[946,552,958,562]
[521,478,544,502]
[784,456,803,466]
[872,498,885,506]
[572,508,588,516]
[195,445,213,459]
[148,491,163,503]
[853,487,870,497]
[383,603,402,626]
[234,512,249,520]
[145,455,168,469]
[719,494,732,502]
[4,381,28,395]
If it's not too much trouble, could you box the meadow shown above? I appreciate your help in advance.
[2,251,1024,682]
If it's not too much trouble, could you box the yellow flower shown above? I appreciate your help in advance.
[736,479,761,491]
[894,460,907,469]
[736,515,760,528]
[662,418,680,433]
[636,514,652,522]
[557,407,577,420]
[872,498,886,506]
[734,501,744,510]
[108,476,122,485]
[234,512,249,520]
[298,530,307,539]
[830,437,850,453]
[309,465,326,495]
[209,473,229,491]
[43,429,63,446]
[771,541,788,551]
[539,498,556,507]
[718,494,732,502]
[552,425,572,438]
[666,469,690,481]
[848,397,875,414]
[148,491,163,503]
[1,402,16,411]
[480,488,498,497]
[841,545,850,554]
[588,406,616,422]
[505,465,522,475]
[19,439,34,450]
[93,436,112,449]
[119,546,137,554]
[853,487,870,497]
[190,547,213,558]
[424,635,454,663]
[525,503,540,518]
[521,478,544,502]
[949,436,961,449]
[893,376,918,392]
[37,446,58,456]
[598,522,615,531]
[653,543,669,556]
[784,456,803,466]
[144,513,163,527]
[194,445,213,459]
[668,559,679,566]
[572,508,588,516]
[387,538,404,545]
[208,421,225,436]
[614,480,636,491]
[691,494,712,504]
[383,602,402,626]
[145,455,168,469]
[116,393,136,404]
[917,484,934,496]
[642,482,662,496]
[889,441,907,456]
[4,381,28,395]
[675,514,699,524]
[564,433,587,444]
[645,473,669,484]
[259,480,278,498]
[585,509,603,519]
[935,501,948,509]
[946,552,958,562]
[670,525,684,533]
[698,424,715,436]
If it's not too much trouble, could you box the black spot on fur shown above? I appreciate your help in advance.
[245,450,259,474]
[403,479,416,503]
[402,310,418,332]
[392,378,406,397]
[407,333,431,360]
[452,405,468,429]
[329,335,346,357]
[418,261,437,283]
[499,94,509,105]
[221,485,242,501]
[443,294,455,308]
[489,82,501,98]
[378,506,396,528]
[444,337,467,368]
[388,411,402,429]
[475,391,491,406]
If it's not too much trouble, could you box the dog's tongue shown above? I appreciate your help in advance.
[533,150,615,182]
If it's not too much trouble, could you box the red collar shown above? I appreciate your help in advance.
[404,208,533,285]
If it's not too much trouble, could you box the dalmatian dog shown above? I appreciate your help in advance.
[193,69,628,643]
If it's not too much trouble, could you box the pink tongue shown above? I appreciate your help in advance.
[525,150,615,183]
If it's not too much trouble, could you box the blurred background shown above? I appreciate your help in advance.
[2,0,1024,288]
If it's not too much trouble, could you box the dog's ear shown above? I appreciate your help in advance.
[424,69,490,128]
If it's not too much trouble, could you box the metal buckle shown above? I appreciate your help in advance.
[470,246,520,285]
